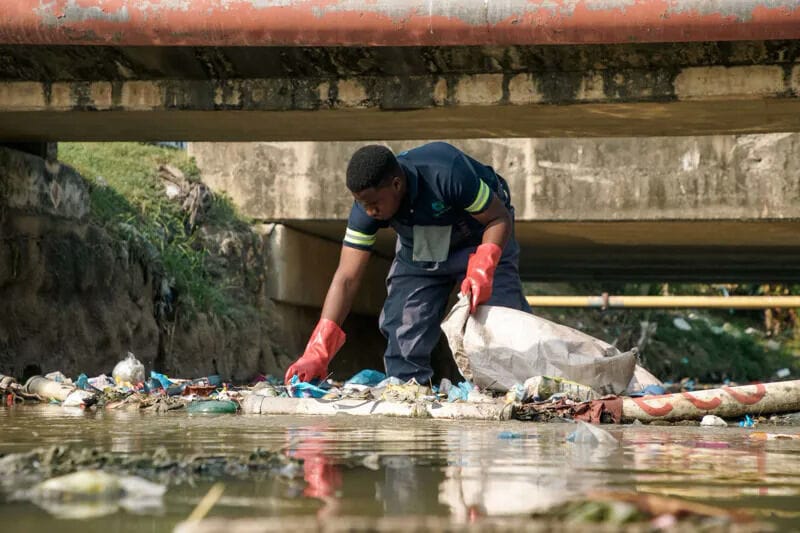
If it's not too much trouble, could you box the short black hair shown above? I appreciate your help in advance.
[346,145,401,193]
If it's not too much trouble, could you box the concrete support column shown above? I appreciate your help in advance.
[261,223,391,377]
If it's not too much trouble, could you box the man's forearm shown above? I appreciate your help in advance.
[320,273,362,325]
[481,215,511,249]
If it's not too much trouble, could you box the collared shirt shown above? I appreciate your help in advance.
[343,142,508,254]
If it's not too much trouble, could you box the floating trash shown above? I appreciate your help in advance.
[700,415,728,427]
[566,421,619,447]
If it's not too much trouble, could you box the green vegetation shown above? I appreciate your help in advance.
[527,282,800,383]
[59,142,248,316]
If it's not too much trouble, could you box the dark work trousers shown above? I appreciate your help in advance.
[378,232,531,384]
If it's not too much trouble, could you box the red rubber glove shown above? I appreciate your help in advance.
[460,242,503,314]
[284,319,346,384]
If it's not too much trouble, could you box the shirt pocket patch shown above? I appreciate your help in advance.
[412,225,452,263]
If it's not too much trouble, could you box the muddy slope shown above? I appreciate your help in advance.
[0,147,280,381]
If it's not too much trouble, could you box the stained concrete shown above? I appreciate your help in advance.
[0,41,799,140]
[189,134,800,282]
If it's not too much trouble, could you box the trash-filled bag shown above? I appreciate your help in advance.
[112,352,146,385]
[441,296,637,394]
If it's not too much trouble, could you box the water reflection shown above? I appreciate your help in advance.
[1,406,800,531]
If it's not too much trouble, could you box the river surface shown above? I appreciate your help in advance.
[1,405,800,531]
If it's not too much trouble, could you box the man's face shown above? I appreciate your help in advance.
[352,177,404,221]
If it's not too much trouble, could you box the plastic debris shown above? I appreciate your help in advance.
[566,421,619,446]
[345,369,386,387]
[62,390,97,408]
[504,383,525,404]
[497,431,538,440]
[88,374,116,391]
[381,380,430,403]
[24,375,78,402]
[466,389,495,403]
[523,375,599,403]
[673,317,692,331]
[442,296,637,394]
[739,414,755,428]
[112,352,146,385]
[777,368,791,379]
[150,371,175,390]
[187,400,238,414]
[700,415,728,427]
[447,381,474,402]
[288,375,328,399]
[373,376,403,389]
[27,470,166,519]
[627,384,667,397]
[44,371,71,384]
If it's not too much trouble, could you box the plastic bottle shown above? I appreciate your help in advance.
[24,376,76,402]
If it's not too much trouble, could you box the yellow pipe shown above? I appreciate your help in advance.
[526,295,800,309]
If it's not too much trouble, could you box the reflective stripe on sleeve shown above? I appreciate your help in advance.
[344,228,377,247]
[465,179,491,213]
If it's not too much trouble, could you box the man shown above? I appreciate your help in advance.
[285,142,530,385]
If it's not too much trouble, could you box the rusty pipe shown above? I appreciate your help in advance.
[1,1,800,47]
[526,295,800,309]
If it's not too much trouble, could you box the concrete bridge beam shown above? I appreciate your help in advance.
[2,0,800,47]
[0,40,799,140]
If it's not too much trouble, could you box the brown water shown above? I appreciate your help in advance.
[1,405,800,531]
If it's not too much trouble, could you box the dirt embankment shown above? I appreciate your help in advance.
[0,146,283,381]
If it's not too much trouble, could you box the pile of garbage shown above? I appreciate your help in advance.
[0,352,243,413]
[4,296,800,425]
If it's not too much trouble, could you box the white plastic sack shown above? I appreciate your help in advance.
[441,296,638,394]
[112,352,146,385]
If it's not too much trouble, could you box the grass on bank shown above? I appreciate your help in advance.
[59,142,247,316]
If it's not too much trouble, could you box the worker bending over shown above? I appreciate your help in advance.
[285,142,531,384]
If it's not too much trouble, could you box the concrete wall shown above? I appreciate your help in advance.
[260,223,390,316]
[190,134,800,224]
[190,134,800,282]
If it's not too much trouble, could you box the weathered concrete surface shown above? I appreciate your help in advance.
[191,134,800,223]
[1,41,800,139]
[263,224,389,315]
[0,146,88,220]
[3,0,800,47]
[190,133,800,282]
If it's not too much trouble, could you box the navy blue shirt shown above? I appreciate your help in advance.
[343,142,509,255]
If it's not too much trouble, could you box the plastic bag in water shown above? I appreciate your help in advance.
[112,352,145,385]
[566,420,619,447]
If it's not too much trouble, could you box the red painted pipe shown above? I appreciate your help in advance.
[1,0,799,47]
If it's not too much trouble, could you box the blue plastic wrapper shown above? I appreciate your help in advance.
[74,374,91,391]
[627,384,667,397]
[167,384,186,396]
[345,369,386,387]
[447,381,473,402]
[498,431,538,440]
[289,375,329,399]
[739,414,755,428]
[143,377,162,393]
[150,370,174,390]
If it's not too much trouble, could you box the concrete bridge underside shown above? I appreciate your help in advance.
[2,40,800,140]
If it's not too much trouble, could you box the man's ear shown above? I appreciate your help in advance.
[392,176,402,191]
